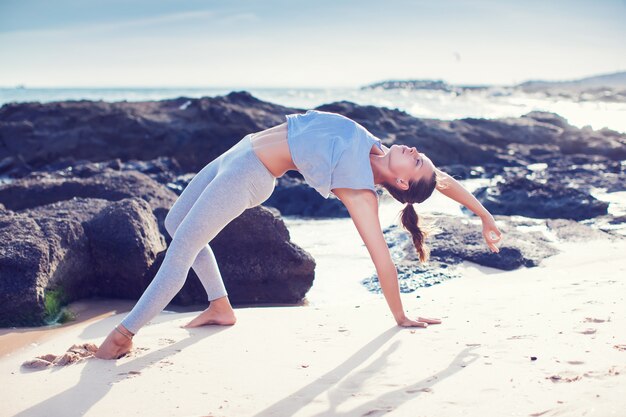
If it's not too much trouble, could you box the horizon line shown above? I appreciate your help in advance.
[2,69,625,90]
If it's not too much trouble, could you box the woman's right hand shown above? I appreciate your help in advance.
[396,316,442,328]
[481,214,503,253]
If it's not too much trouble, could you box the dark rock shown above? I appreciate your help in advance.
[0,168,175,212]
[461,111,626,162]
[480,154,625,194]
[438,164,486,180]
[545,219,613,242]
[322,104,625,167]
[205,206,316,305]
[362,214,560,294]
[473,177,609,220]
[5,155,183,187]
[0,198,315,326]
[608,214,626,225]
[0,197,165,327]
[3,93,624,180]
[0,91,301,175]
[544,157,625,193]
[136,204,316,306]
[318,102,504,166]
[0,163,316,326]
[0,167,178,234]
[264,176,349,218]
[428,214,559,269]
[522,111,573,130]
[83,198,167,298]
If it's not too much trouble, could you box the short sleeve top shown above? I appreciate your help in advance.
[285,109,383,199]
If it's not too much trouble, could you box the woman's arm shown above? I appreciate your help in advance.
[435,168,491,218]
[332,188,438,327]
[334,188,405,322]
[434,169,503,252]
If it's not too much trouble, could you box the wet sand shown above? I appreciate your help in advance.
[0,299,137,358]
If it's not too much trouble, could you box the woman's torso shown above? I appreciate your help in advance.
[250,110,384,198]
[249,122,295,178]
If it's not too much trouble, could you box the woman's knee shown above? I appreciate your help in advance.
[163,231,205,268]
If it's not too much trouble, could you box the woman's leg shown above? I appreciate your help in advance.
[163,157,229,302]
[180,139,278,328]
[96,137,275,359]
[119,169,252,335]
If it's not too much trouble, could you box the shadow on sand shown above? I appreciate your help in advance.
[14,317,480,417]
[253,326,480,417]
[13,313,229,417]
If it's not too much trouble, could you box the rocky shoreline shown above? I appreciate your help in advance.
[362,71,626,103]
[0,91,624,327]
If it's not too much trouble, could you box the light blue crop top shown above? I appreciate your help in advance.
[285,109,383,199]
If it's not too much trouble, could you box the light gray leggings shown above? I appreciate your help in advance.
[120,134,276,335]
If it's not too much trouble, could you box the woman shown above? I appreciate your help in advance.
[95,109,502,360]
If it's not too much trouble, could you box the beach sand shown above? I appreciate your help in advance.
[1,237,625,417]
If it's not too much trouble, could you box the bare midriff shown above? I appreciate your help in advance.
[249,121,386,179]
[249,122,298,178]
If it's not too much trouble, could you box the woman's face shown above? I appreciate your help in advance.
[388,144,435,188]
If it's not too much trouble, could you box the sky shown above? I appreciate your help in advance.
[0,0,625,88]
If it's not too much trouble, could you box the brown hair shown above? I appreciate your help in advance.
[381,171,439,263]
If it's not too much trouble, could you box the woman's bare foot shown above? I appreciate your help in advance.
[95,325,134,360]
[182,296,237,328]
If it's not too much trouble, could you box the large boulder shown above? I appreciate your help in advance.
[428,215,559,269]
[0,197,316,327]
[0,165,316,327]
[159,204,317,306]
[0,197,165,327]
[461,111,626,162]
[207,206,316,304]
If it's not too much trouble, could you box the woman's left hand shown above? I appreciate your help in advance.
[481,215,502,253]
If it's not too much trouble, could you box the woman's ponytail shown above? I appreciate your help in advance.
[400,202,430,263]
[381,169,439,263]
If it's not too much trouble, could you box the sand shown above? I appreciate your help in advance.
[1,237,625,417]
